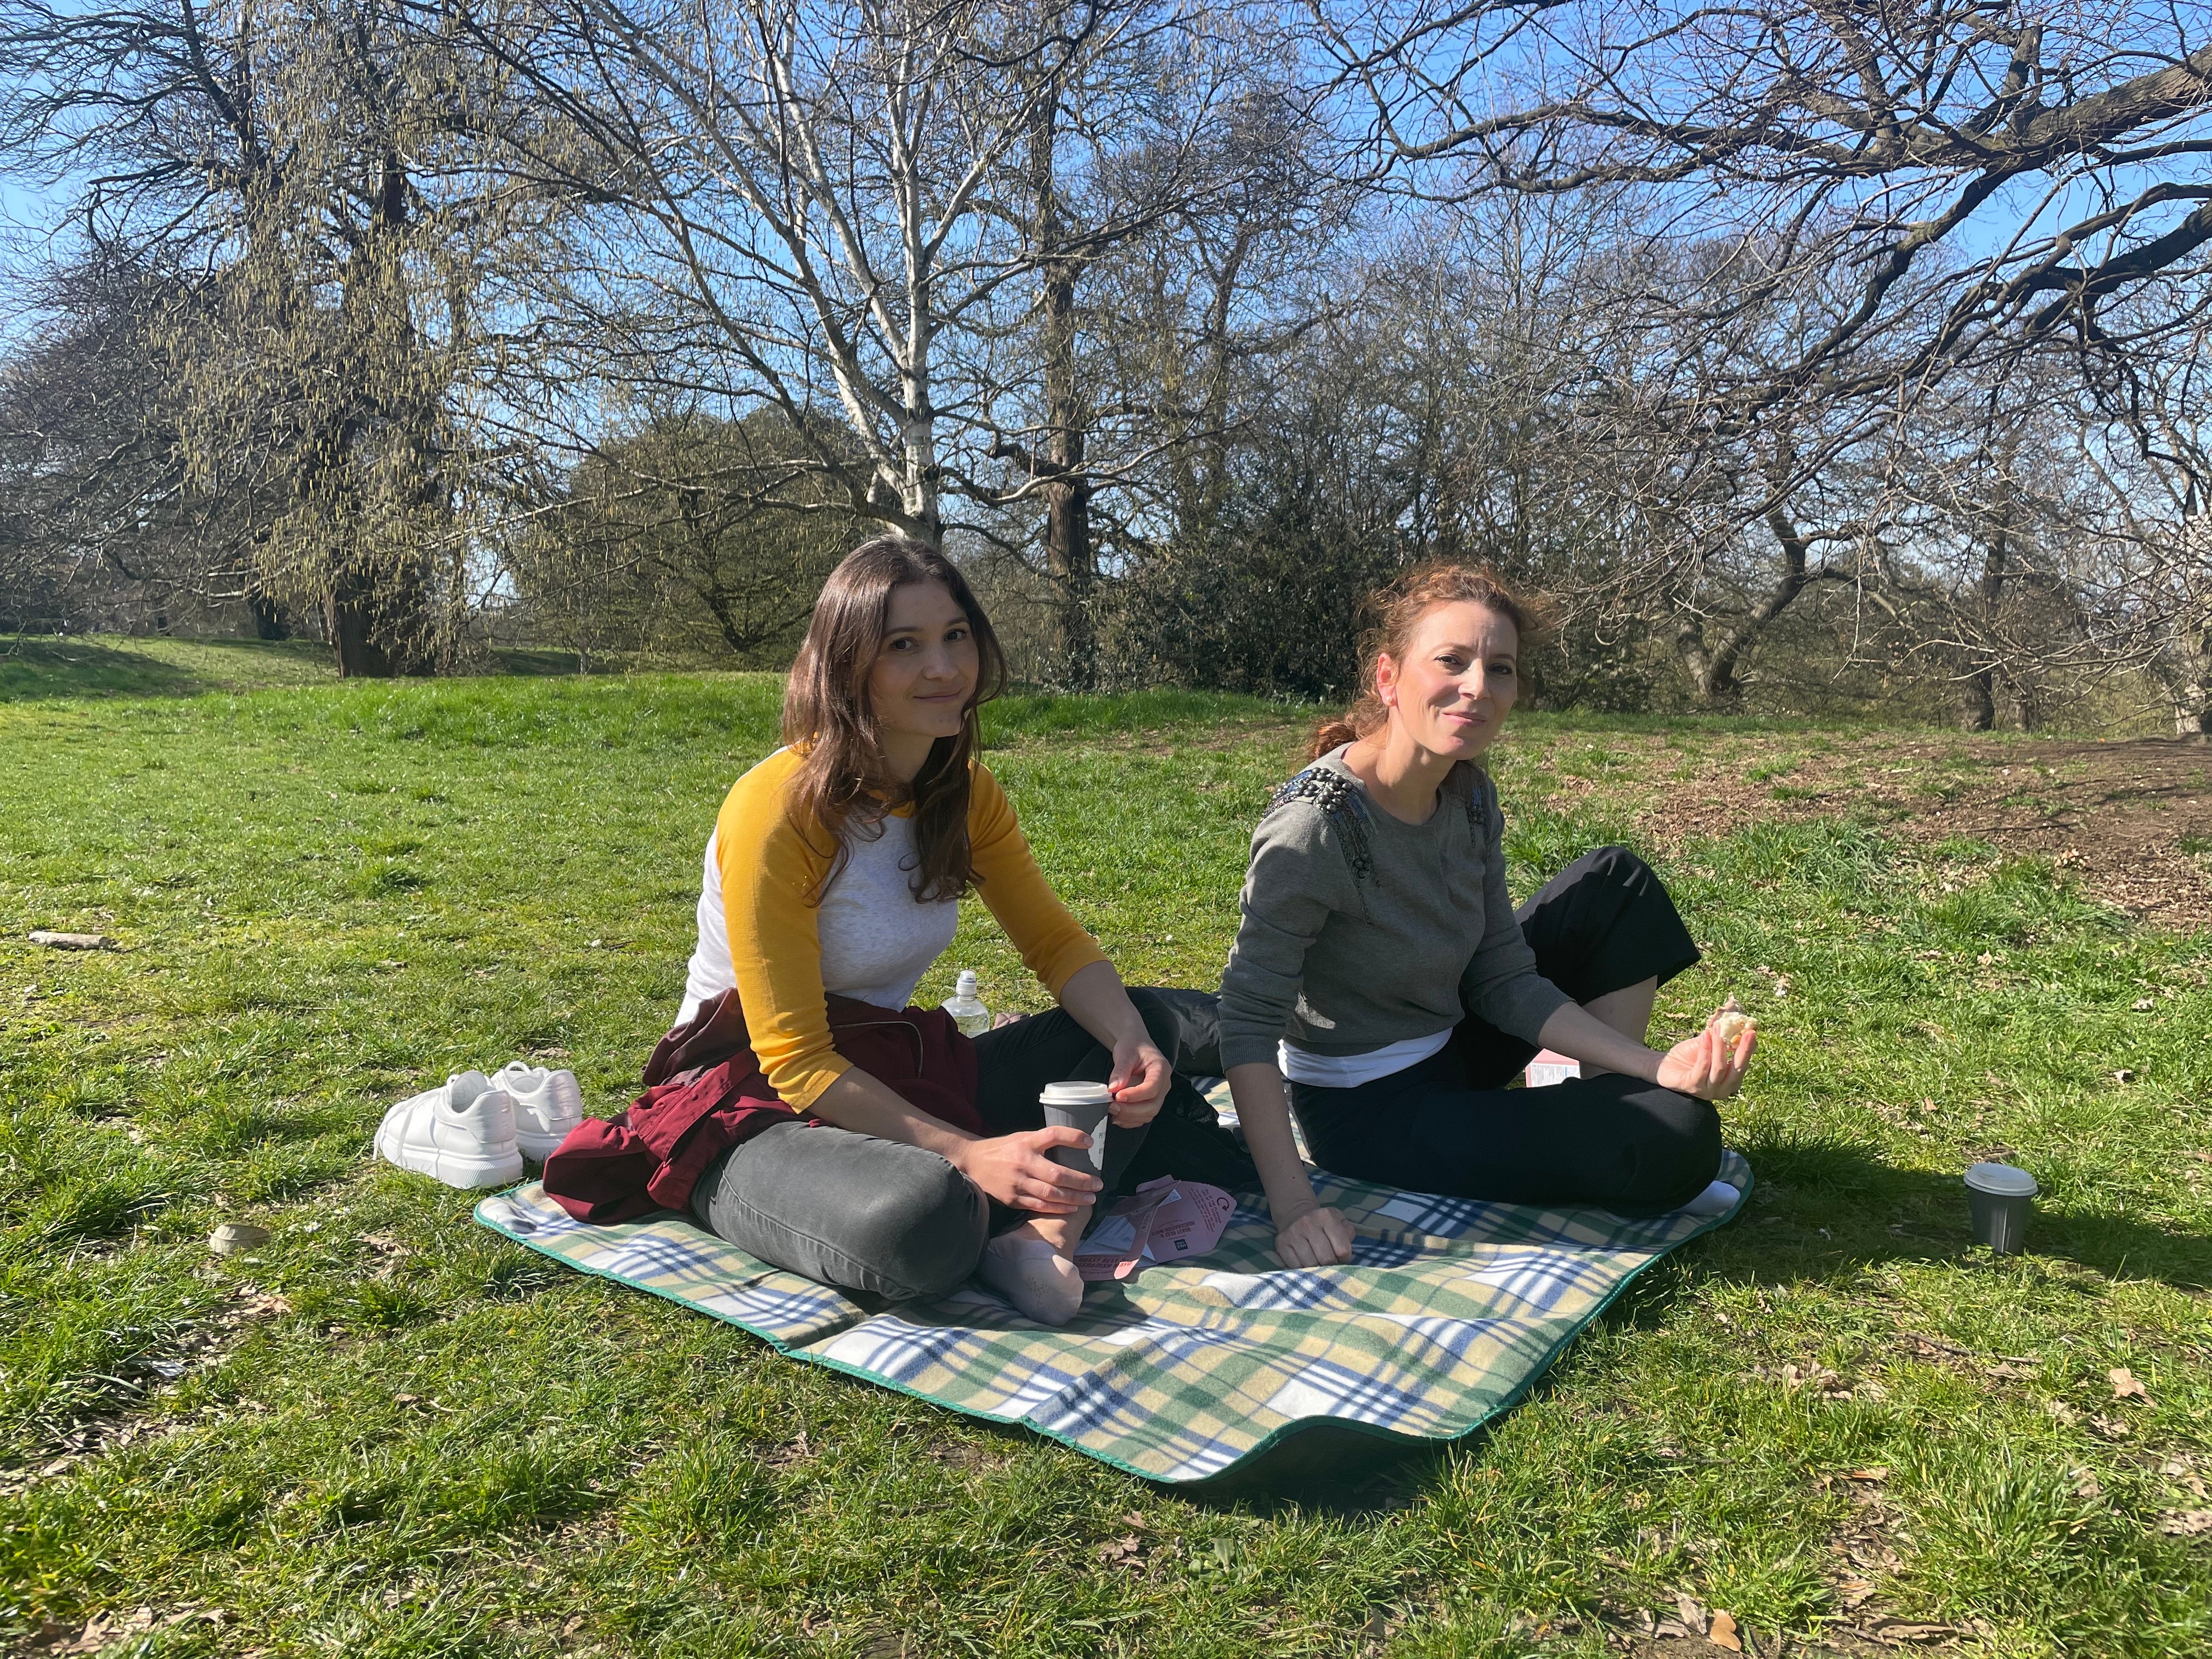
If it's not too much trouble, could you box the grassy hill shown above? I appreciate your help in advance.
[2,659,2208,1657]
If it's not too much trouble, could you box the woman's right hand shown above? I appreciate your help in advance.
[1274,1204,1355,1267]
[951,1128,1103,1215]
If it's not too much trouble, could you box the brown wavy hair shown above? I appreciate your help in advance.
[1311,562,1541,759]
[782,534,1007,902]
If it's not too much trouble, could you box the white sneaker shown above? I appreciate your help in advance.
[492,1061,584,1160]
[374,1070,524,1189]
[1678,1179,1742,1218]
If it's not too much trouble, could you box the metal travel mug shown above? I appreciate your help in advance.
[1964,1161,2038,1253]
[1039,1081,1113,1177]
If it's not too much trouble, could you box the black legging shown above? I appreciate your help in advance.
[1289,845,1722,1216]
[971,986,1254,1211]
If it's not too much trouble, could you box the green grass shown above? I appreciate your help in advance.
[2,663,2209,1657]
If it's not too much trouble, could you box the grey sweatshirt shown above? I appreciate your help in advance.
[1216,746,1573,1071]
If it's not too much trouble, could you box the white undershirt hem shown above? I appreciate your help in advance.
[1278,1027,1454,1088]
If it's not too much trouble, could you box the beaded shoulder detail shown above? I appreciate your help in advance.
[1461,766,1489,840]
[1268,765,1375,883]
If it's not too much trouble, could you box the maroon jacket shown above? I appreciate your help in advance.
[541,989,980,1223]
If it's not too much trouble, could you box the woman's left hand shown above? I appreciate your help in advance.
[1655,1017,1757,1101]
[1105,1035,1171,1126]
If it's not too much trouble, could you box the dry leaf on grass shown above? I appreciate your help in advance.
[2157,1509,2212,1536]
[2108,1367,2148,1401]
[1860,1616,1965,1645]
[2159,1459,2209,1499]
[1707,1610,1742,1651]
[1674,1592,1708,1636]
[32,1605,225,1654]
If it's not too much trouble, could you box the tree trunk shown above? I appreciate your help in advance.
[1960,669,1996,731]
[1674,623,1740,704]
[249,589,289,641]
[1676,504,1821,706]
[1960,482,2010,730]
[1029,86,1094,687]
[327,566,398,678]
[2168,628,2211,737]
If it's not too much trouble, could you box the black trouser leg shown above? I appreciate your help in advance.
[1294,845,1719,1215]
[970,988,1254,1205]
[1293,1049,1722,1216]
[1454,843,1703,1086]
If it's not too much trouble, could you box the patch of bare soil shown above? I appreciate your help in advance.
[1552,734,2212,931]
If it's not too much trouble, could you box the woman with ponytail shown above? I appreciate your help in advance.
[673,534,1238,1323]
[1217,562,1755,1267]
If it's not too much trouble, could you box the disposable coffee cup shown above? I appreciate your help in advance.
[208,1222,270,1257]
[1039,1081,1113,1177]
[1964,1161,2038,1253]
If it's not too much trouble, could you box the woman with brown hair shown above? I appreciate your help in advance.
[675,533,1239,1323]
[1217,562,1757,1268]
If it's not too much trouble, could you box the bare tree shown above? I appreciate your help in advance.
[1,0,529,672]
[464,0,1177,538]
[1313,0,2212,719]
[1318,1,2212,398]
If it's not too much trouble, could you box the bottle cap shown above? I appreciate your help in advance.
[956,970,978,997]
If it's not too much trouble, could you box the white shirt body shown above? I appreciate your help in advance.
[680,813,957,1026]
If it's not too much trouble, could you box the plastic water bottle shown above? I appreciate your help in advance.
[942,970,990,1036]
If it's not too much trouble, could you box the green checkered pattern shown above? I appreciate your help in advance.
[475,1150,1749,1483]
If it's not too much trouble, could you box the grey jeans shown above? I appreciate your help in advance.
[689,1120,989,1300]
[686,991,1250,1299]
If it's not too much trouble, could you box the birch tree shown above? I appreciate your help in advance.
[466,0,1195,555]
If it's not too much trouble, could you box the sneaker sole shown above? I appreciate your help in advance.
[375,1111,524,1190]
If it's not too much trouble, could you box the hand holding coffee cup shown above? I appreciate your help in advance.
[1040,1081,1115,1177]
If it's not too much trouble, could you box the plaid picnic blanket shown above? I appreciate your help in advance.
[475,1149,1750,1485]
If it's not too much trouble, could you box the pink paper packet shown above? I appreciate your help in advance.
[1073,1176,1237,1282]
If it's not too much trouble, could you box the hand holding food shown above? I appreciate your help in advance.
[1656,1005,1757,1100]
[1711,995,1753,1048]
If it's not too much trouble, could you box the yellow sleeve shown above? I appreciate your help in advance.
[968,762,1109,997]
[716,749,851,1109]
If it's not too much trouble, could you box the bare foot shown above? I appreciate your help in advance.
[977,1215,1088,1325]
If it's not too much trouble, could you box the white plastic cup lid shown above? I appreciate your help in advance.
[1964,1161,2038,1198]
[1039,1081,1113,1108]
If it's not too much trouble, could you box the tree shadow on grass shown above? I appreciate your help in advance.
[1182,1137,2211,1509]
[486,646,590,676]
[0,637,210,701]
[0,635,338,701]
